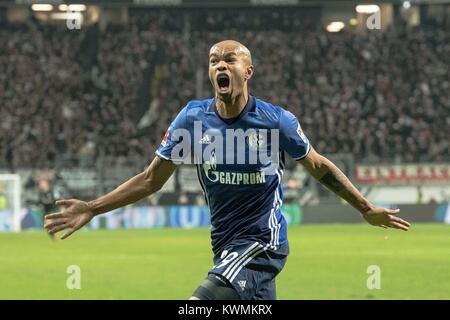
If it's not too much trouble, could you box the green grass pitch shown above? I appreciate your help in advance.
[0,223,449,299]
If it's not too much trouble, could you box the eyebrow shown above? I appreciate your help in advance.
[209,52,238,58]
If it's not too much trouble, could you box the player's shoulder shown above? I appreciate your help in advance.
[253,96,292,123]
[183,98,214,114]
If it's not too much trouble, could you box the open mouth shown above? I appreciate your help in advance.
[216,74,230,91]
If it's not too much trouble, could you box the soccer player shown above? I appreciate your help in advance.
[44,40,410,300]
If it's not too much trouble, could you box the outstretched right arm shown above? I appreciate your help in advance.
[44,156,176,239]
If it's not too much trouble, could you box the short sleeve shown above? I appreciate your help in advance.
[279,109,311,160]
[155,106,190,163]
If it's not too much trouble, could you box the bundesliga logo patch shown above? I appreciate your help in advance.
[161,128,170,147]
[296,123,307,143]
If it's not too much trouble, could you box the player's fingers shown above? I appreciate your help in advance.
[48,223,70,235]
[384,208,400,215]
[45,212,67,220]
[387,221,409,231]
[55,199,75,207]
[61,228,77,240]
[379,225,388,229]
[389,216,411,228]
[44,219,68,230]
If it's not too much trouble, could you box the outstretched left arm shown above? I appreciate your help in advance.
[298,147,411,231]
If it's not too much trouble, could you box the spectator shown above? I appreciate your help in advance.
[0,10,448,170]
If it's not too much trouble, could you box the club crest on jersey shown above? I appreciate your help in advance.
[161,128,170,147]
[246,131,266,151]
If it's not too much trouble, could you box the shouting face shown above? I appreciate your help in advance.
[208,40,253,102]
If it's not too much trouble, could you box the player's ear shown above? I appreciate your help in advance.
[245,65,254,81]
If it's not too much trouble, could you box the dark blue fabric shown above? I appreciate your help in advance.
[156,96,310,255]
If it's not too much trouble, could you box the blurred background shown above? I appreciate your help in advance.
[0,0,449,232]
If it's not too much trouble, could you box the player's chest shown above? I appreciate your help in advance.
[193,121,279,164]
[191,119,281,184]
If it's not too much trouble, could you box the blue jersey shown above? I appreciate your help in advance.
[156,95,311,255]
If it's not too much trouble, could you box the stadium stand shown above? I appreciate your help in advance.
[0,8,449,172]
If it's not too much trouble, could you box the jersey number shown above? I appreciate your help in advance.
[214,252,239,269]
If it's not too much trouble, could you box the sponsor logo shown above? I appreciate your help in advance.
[199,134,212,145]
[237,280,247,291]
[202,152,266,185]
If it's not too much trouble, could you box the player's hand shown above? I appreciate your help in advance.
[44,199,95,239]
[361,207,411,231]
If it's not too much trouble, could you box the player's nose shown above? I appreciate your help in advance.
[216,61,228,71]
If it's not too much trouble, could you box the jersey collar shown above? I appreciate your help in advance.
[208,95,256,125]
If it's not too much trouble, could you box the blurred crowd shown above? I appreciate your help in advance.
[0,9,449,170]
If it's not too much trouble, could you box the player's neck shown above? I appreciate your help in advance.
[215,93,248,119]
